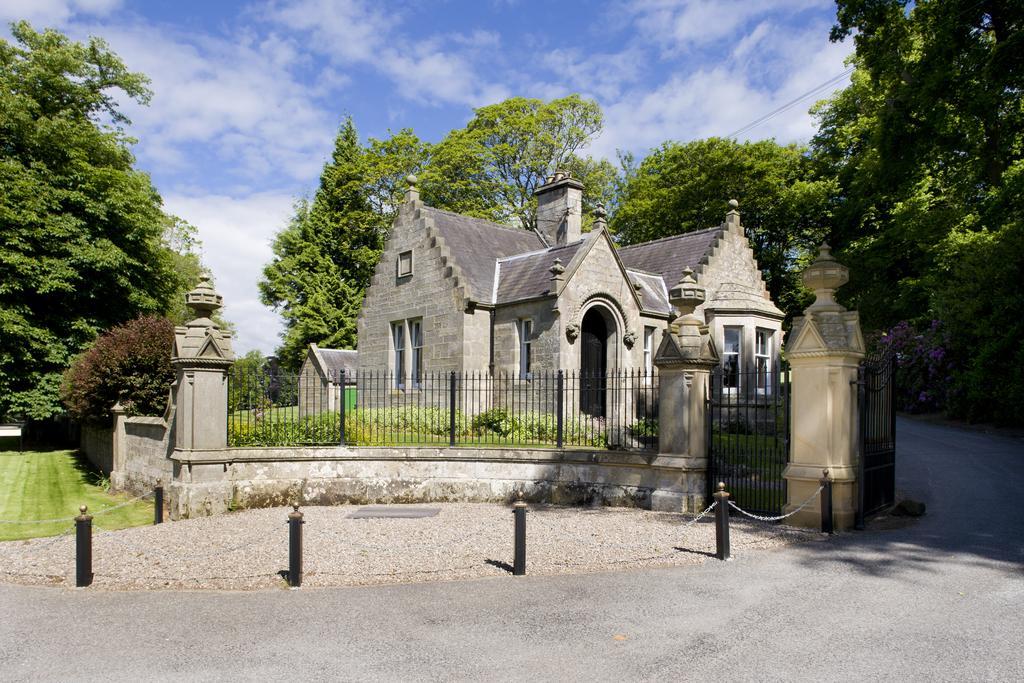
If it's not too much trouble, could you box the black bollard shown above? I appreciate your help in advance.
[713,482,731,561]
[288,504,304,588]
[512,490,527,576]
[75,505,93,587]
[154,479,164,525]
[821,469,834,535]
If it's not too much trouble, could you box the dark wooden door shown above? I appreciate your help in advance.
[580,314,607,416]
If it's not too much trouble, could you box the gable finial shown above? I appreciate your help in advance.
[726,198,740,228]
[405,174,420,204]
[593,203,607,231]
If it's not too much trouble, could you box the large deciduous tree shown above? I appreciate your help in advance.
[421,95,615,230]
[814,0,1023,423]
[612,138,835,317]
[0,22,201,420]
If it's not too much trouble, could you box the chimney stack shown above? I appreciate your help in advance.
[534,170,583,246]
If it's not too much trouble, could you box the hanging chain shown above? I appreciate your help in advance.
[727,485,823,522]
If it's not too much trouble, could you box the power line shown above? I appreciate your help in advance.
[727,66,855,139]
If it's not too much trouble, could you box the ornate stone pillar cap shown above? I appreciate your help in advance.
[185,276,223,320]
[803,242,848,312]
[405,174,420,203]
[668,267,706,318]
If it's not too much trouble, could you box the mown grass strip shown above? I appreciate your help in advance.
[0,449,152,541]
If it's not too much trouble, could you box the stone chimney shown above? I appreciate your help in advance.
[534,170,583,246]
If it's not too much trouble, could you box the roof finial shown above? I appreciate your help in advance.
[726,198,740,228]
[593,203,607,231]
[405,174,420,203]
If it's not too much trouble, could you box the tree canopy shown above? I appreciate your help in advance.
[613,138,835,317]
[813,0,1023,423]
[0,22,205,420]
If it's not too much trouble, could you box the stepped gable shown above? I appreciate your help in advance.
[617,226,723,290]
[424,207,544,302]
[494,240,585,304]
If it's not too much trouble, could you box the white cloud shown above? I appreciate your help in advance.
[623,0,822,53]
[163,191,297,355]
[591,16,853,156]
[0,0,120,26]
[261,0,509,107]
[92,23,337,185]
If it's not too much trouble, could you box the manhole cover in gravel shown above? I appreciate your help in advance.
[348,506,441,519]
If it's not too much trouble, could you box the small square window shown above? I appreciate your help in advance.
[397,250,413,278]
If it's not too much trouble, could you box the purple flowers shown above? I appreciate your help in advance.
[869,320,954,414]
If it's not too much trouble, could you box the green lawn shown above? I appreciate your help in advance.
[0,449,153,541]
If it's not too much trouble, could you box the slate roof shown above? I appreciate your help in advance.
[617,227,722,290]
[494,240,585,304]
[313,347,358,380]
[626,269,671,314]
[426,205,726,314]
[425,207,544,301]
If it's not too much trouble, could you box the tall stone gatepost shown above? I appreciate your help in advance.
[783,244,865,529]
[171,277,235,451]
[652,267,720,512]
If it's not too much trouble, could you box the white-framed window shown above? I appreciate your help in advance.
[392,321,405,389]
[755,328,772,393]
[723,326,742,390]
[410,319,423,389]
[396,250,413,278]
[643,326,656,376]
[518,318,533,379]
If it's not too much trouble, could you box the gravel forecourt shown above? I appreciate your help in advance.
[0,503,823,591]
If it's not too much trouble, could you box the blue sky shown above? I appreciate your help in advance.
[2,0,853,355]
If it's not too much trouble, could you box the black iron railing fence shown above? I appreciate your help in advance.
[227,367,659,451]
[707,362,791,516]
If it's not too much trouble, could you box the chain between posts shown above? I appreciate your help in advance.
[727,486,824,522]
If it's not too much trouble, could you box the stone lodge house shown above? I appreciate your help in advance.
[355,172,784,394]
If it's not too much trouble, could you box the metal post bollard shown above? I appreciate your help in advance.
[512,490,527,576]
[821,469,834,535]
[713,482,731,561]
[75,505,93,587]
[288,504,304,588]
[154,479,164,525]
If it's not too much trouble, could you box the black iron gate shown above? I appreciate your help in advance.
[707,362,790,516]
[856,351,896,526]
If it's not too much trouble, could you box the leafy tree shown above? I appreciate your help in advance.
[60,316,174,424]
[421,95,612,229]
[0,22,201,420]
[612,138,834,317]
[259,119,424,369]
[814,0,1023,423]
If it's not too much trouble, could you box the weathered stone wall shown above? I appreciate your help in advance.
[357,204,468,377]
[118,416,174,495]
[80,424,113,474]
[167,446,707,519]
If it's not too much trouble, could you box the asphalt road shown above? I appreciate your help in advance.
[1,417,1022,682]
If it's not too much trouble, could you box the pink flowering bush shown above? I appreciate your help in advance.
[869,320,956,414]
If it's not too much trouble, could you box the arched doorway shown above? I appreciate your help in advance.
[580,306,611,416]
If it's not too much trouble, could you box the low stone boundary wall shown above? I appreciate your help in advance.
[80,424,114,474]
[116,416,174,495]
[167,446,707,520]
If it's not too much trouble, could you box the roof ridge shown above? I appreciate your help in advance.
[423,206,532,236]
[624,266,663,277]
[496,239,585,264]
[618,224,723,251]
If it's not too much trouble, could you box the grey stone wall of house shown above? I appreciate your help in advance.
[356,198,469,382]
[166,445,707,519]
[694,206,785,395]
[80,424,113,474]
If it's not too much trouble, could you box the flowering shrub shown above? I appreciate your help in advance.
[870,320,956,414]
[60,317,175,424]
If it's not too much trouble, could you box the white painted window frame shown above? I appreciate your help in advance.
[518,318,533,380]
